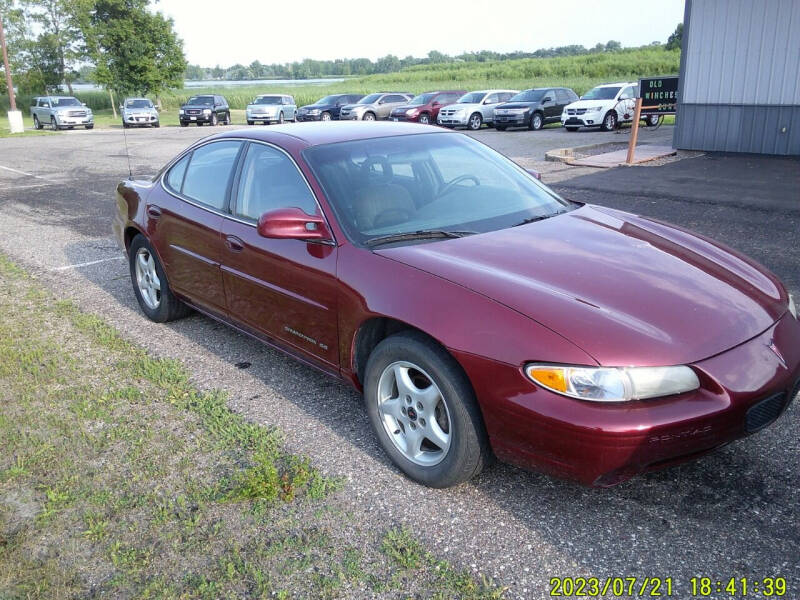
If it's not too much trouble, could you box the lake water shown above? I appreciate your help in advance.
[65,78,345,92]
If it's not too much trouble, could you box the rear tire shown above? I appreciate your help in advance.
[418,113,430,125]
[363,331,491,488]
[129,235,191,323]
[644,114,660,127]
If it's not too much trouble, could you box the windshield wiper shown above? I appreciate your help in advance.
[512,210,566,228]
[366,229,477,248]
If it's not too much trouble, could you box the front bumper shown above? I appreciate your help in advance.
[55,115,94,126]
[124,114,158,126]
[561,112,603,127]
[455,312,800,486]
[296,113,323,121]
[494,113,529,126]
[247,112,280,123]
[180,112,213,124]
[339,112,365,120]
[437,114,468,126]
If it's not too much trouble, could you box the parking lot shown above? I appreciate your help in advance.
[1,124,798,599]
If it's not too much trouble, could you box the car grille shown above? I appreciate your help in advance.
[68,110,87,117]
[567,108,587,115]
[186,109,202,115]
[440,109,460,116]
[745,392,788,433]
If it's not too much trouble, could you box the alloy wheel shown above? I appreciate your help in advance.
[134,248,161,310]
[468,113,482,130]
[419,114,430,124]
[376,361,452,466]
[531,113,542,130]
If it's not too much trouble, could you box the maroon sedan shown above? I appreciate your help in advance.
[113,122,800,488]
[389,91,465,124]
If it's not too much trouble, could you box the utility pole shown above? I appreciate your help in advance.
[0,11,24,133]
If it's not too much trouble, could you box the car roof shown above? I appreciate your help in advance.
[202,121,455,149]
[595,82,636,87]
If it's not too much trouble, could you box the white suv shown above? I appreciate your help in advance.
[560,82,658,132]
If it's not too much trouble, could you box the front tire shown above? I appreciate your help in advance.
[363,331,491,488]
[467,112,482,131]
[33,115,42,130]
[418,113,430,125]
[495,125,507,131]
[363,112,376,122]
[210,113,218,126]
[278,112,284,124]
[321,111,332,121]
[224,112,231,125]
[129,235,191,323]
[85,124,94,130]
[50,116,58,130]
[529,111,543,131]
[565,126,579,132]
[601,111,617,131]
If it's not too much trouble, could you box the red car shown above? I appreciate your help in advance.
[113,122,800,488]
[389,90,466,124]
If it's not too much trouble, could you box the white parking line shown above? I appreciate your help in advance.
[52,256,125,271]
[0,165,38,178]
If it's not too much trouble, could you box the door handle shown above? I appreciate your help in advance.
[225,235,244,252]
[147,205,162,218]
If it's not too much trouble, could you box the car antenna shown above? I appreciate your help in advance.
[121,113,133,179]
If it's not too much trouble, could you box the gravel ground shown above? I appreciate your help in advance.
[0,124,798,599]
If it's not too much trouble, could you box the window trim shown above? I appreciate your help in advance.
[159,137,337,244]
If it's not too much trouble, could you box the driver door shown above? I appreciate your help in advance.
[220,142,340,367]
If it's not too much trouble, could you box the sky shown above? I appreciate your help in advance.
[155,0,686,67]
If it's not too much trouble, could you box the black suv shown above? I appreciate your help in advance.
[296,94,365,122]
[493,87,578,131]
[179,94,231,126]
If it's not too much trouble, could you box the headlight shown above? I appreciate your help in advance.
[406,108,417,116]
[308,108,320,114]
[789,293,797,319]
[524,363,700,402]
[203,108,211,114]
[179,109,184,114]
[591,106,604,112]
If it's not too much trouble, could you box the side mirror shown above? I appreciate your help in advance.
[543,97,552,103]
[257,208,333,242]
[82,102,88,107]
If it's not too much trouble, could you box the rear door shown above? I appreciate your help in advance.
[220,142,340,367]
[150,140,243,313]
[379,95,407,118]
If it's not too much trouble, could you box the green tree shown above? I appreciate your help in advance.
[666,23,683,50]
[83,0,186,98]
[21,0,85,93]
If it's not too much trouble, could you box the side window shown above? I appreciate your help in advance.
[182,141,242,210]
[555,90,570,104]
[165,154,190,193]
[485,93,499,104]
[235,143,318,220]
[385,95,405,103]
[619,86,635,100]
[501,92,515,102]
[542,91,554,103]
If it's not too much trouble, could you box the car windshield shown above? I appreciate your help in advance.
[581,86,621,100]
[52,98,81,107]
[457,92,486,104]
[125,99,152,109]
[509,90,545,102]
[358,94,383,104]
[187,96,214,105]
[408,93,436,106]
[303,133,569,246]
[315,95,340,105]
[254,96,282,105]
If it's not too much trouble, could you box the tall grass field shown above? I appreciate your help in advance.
[3,47,680,112]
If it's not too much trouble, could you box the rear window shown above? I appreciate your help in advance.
[181,141,242,210]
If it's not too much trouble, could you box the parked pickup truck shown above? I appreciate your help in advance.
[31,96,94,130]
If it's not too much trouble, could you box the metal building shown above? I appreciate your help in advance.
[674,0,800,155]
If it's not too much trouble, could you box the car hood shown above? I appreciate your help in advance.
[182,104,214,109]
[300,104,327,110]
[448,103,480,111]
[376,205,786,366]
[496,102,536,110]
[567,99,615,110]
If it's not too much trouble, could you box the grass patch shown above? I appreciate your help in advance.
[0,253,506,599]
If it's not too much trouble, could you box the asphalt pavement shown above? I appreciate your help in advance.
[0,123,797,599]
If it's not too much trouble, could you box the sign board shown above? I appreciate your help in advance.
[638,76,678,114]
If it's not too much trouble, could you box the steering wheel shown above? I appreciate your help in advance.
[438,174,480,197]
[372,207,414,229]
